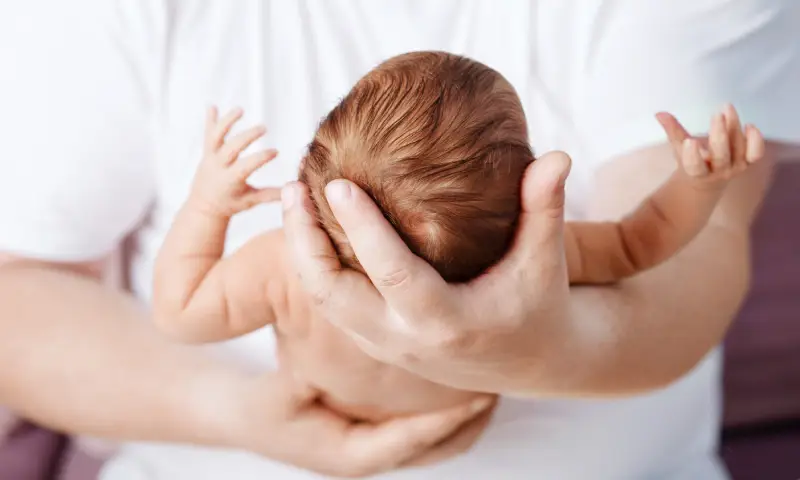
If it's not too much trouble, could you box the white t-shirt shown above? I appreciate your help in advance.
[2,1,799,478]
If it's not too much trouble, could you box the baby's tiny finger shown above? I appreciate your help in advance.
[655,112,691,160]
[745,125,766,164]
[682,138,708,177]
[203,106,219,151]
[233,187,282,212]
[237,149,279,179]
[709,113,731,172]
[205,106,218,129]
[723,104,747,168]
[222,125,267,164]
[252,187,283,204]
[212,107,245,147]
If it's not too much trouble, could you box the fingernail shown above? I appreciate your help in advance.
[325,180,352,204]
[281,184,296,209]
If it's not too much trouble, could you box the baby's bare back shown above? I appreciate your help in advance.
[267,231,478,422]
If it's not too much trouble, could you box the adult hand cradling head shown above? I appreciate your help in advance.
[282,150,574,394]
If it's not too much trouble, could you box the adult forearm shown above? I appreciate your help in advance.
[552,224,748,395]
[517,142,776,397]
[0,263,241,446]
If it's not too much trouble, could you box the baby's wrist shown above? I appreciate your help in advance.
[180,194,237,227]
[685,176,729,194]
[184,193,226,217]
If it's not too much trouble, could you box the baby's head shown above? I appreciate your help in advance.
[299,51,534,282]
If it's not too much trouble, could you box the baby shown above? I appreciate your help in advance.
[153,52,763,422]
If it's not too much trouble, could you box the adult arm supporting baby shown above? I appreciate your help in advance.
[0,256,491,477]
[564,106,764,285]
[549,143,787,396]
[282,134,779,396]
[0,256,254,447]
[153,107,282,343]
[261,0,800,396]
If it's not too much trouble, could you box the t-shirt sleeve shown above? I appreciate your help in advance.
[0,1,165,261]
[578,0,800,164]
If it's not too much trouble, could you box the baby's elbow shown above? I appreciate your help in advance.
[152,306,188,340]
[151,298,201,344]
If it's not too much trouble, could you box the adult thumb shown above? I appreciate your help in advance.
[518,150,571,248]
[523,150,571,217]
[486,150,571,284]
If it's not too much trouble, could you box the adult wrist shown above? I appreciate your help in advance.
[505,300,584,396]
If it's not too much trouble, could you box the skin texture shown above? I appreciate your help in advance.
[280,104,783,396]
[565,107,764,283]
[154,108,489,423]
[0,262,495,476]
[154,104,762,429]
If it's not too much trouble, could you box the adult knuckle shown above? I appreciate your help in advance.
[375,267,413,289]
[431,323,473,354]
[307,286,332,307]
[297,272,331,308]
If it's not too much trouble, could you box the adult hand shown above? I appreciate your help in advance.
[221,371,495,478]
[281,151,573,393]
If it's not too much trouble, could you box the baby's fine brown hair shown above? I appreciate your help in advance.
[299,51,534,282]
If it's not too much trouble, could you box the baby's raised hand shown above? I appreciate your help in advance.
[188,106,280,216]
[656,104,765,188]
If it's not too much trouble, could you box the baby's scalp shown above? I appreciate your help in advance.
[299,51,535,282]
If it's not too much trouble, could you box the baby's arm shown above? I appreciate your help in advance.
[153,107,281,342]
[565,105,765,284]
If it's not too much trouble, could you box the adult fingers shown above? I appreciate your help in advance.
[282,181,343,280]
[403,398,498,467]
[469,151,571,326]
[281,181,382,326]
[655,112,691,161]
[325,179,452,323]
[708,113,731,173]
[343,396,494,474]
